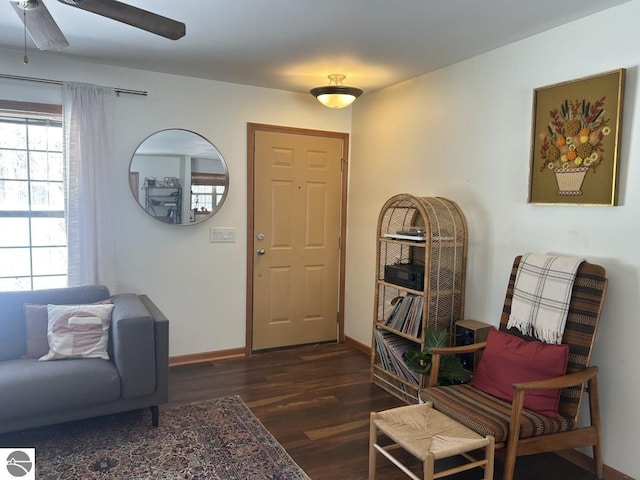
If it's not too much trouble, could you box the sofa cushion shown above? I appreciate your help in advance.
[420,384,574,442]
[0,358,121,420]
[470,328,569,418]
[23,304,50,359]
[0,285,111,361]
[41,304,114,361]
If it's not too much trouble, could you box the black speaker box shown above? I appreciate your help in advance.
[455,319,492,372]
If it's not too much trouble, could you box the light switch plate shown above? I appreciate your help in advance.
[210,227,236,243]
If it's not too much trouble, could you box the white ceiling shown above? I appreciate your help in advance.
[0,0,631,95]
[135,129,222,160]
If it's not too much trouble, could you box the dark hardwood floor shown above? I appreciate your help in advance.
[167,343,600,480]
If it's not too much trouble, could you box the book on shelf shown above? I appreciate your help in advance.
[374,329,419,384]
[384,294,423,338]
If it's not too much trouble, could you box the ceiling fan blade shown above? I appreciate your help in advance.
[58,0,186,40]
[11,0,69,50]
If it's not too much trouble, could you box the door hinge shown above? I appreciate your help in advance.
[337,312,340,324]
[341,158,345,171]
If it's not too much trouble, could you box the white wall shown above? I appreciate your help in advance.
[345,2,640,476]
[0,47,352,358]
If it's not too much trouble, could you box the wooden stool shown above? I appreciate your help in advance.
[370,402,494,480]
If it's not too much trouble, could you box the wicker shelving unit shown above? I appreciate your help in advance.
[370,194,468,404]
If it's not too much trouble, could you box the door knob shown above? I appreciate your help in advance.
[256,248,265,255]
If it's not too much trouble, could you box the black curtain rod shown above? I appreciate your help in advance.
[0,73,148,96]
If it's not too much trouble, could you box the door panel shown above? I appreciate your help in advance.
[251,129,343,350]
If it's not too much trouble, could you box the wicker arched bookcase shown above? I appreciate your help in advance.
[370,194,468,404]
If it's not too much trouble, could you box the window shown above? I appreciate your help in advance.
[191,184,214,212]
[191,185,226,213]
[214,185,226,206]
[190,171,226,216]
[0,102,66,291]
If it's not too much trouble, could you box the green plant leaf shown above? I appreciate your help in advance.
[404,327,471,385]
[437,354,471,385]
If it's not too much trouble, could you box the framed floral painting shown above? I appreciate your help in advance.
[528,69,625,205]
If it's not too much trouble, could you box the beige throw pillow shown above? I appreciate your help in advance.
[40,303,114,361]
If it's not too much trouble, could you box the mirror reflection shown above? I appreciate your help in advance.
[129,129,229,225]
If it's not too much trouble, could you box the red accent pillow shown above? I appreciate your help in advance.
[470,328,569,419]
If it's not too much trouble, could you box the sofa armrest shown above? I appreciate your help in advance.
[139,294,169,405]
[111,293,161,399]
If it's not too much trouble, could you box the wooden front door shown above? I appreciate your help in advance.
[247,124,348,351]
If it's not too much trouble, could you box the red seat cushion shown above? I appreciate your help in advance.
[470,328,569,418]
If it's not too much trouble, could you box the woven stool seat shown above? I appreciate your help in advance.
[370,402,494,480]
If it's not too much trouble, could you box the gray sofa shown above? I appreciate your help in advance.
[0,285,169,434]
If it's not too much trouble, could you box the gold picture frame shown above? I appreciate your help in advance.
[528,69,625,205]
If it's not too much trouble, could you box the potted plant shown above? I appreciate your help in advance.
[405,328,471,385]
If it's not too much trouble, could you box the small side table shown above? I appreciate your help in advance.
[369,402,494,480]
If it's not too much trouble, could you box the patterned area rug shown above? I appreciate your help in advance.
[0,396,310,479]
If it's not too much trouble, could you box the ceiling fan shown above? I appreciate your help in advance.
[10,0,186,51]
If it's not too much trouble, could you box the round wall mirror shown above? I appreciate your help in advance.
[129,129,229,225]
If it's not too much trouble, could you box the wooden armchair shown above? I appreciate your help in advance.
[421,255,607,480]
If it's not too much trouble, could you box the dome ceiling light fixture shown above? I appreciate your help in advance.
[310,74,363,109]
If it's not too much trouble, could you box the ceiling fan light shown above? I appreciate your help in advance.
[310,74,363,109]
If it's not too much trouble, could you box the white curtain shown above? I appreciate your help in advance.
[63,82,117,291]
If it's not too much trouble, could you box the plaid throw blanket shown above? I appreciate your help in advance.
[507,253,584,344]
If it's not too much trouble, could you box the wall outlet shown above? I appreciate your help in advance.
[209,227,236,243]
